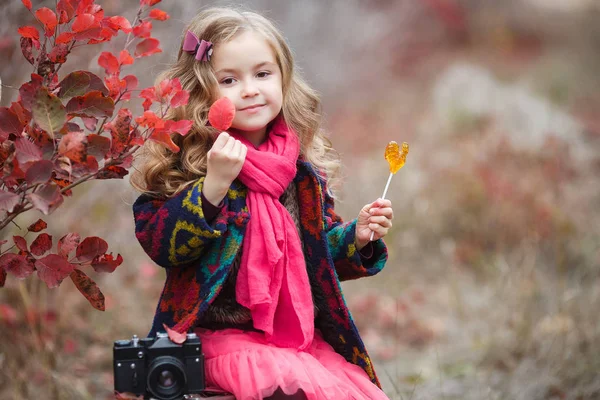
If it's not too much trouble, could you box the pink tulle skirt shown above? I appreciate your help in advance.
[194,328,389,400]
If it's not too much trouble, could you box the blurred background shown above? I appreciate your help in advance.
[1,0,600,399]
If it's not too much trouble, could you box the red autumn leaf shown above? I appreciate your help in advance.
[32,88,67,139]
[135,110,164,129]
[139,87,157,102]
[132,21,152,38]
[30,233,52,257]
[87,134,111,159]
[57,0,76,23]
[170,90,190,108]
[82,117,98,131]
[208,97,236,131]
[122,75,139,99]
[158,78,175,98]
[71,155,98,178]
[135,38,161,57]
[66,91,115,118]
[0,269,6,288]
[18,26,40,41]
[35,8,58,37]
[21,0,32,11]
[75,237,108,263]
[91,253,123,273]
[119,50,134,66]
[104,76,126,100]
[48,44,69,64]
[0,107,24,137]
[27,219,48,232]
[164,119,193,136]
[141,0,162,6]
[10,101,31,126]
[98,51,120,75]
[58,131,87,163]
[107,109,132,155]
[20,37,35,65]
[72,13,99,33]
[148,9,169,21]
[106,16,132,33]
[150,130,179,153]
[58,233,80,258]
[14,137,43,165]
[13,236,28,252]
[56,32,75,44]
[18,74,43,109]
[58,70,109,99]
[25,160,53,185]
[26,184,64,215]
[163,323,187,344]
[69,269,105,310]
[0,253,34,279]
[96,165,128,179]
[35,254,75,288]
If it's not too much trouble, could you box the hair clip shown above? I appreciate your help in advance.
[183,30,213,62]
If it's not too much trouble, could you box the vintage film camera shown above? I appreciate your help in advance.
[113,331,205,400]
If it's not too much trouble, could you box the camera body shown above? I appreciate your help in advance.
[113,331,205,400]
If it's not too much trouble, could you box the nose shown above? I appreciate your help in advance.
[241,80,259,98]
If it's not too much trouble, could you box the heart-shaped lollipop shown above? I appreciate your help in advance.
[370,140,409,241]
[208,97,236,131]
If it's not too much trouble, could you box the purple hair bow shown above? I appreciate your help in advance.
[183,30,213,62]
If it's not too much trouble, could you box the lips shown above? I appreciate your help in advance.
[239,104,265,111]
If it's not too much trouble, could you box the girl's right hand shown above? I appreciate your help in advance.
[203,132,247,206]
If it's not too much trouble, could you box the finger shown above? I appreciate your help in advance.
[212,132,230,150]
[370,207,394,219]
[368,223,388,237]
[239,142,248,160]
[369,215,392,228]
[221,136,236,154]
[233,140,245,161]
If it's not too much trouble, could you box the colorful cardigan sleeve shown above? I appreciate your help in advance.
[132,177,230,268]
[321,178,388,281]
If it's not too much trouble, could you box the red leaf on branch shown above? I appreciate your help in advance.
[135,38,161,57]
[25,160,53,185]
[82,117,98,131]
[58,131,87,163]
[13,236,28,252]
[91,253,123,273]
[150,130,179,153]
[26,184,64,215]
[148,9,169,21]
[56,32,75,44]
[58,70,108,99]
[70,269,105,310]
[87,134,111,159]
[141,0,162,6]
[121,75,138,101]
[170,90,189,108]
[35,8,58,37]
[163,323,187,344]
[98,51,120,76]
[104,76,126,100]
[135,110,163,128]
[71,155,98,177]
[0,269,6,287]
[106,16,132,33]
[9,101,31,127]
[21,0,32,11]
[164,120,193,136]
[72,13,101,39]
[0,253,34,279]
[66,91,115,118]
[58,233,80,258]
[119,50,134,66]
[96,165,128,179]
[19,37,35,65]
[32,88,67,139]
[27,219,48,232]
[14,137,43,164]
[106,109,132,156]
[30,233,52,257]
[57,0,76,24]
[132,21,152,38]
[35,254,75,288]
[0,107,24,137]
[76,237,108,263]
[18,26,40,41]
[48,44,69,64]
[19,74,43,109]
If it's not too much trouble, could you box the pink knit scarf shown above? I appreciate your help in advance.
[230,118,314,350]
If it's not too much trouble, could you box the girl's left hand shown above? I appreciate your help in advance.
[355,199,393,250]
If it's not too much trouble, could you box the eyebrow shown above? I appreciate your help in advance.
[215,61,277,75]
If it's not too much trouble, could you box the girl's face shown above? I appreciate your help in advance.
[212,31,283,144]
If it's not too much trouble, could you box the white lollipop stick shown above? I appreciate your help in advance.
[369,172,393,241]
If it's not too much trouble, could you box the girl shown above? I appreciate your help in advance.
[131,7,393,400]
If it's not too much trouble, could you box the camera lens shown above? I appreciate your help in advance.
[147,356,186,400]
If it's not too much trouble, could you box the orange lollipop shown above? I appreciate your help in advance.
[370,141,409,241]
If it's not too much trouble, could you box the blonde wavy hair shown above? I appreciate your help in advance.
[130,7,340,198]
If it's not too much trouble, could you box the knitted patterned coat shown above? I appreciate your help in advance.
[133,158,388,387]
